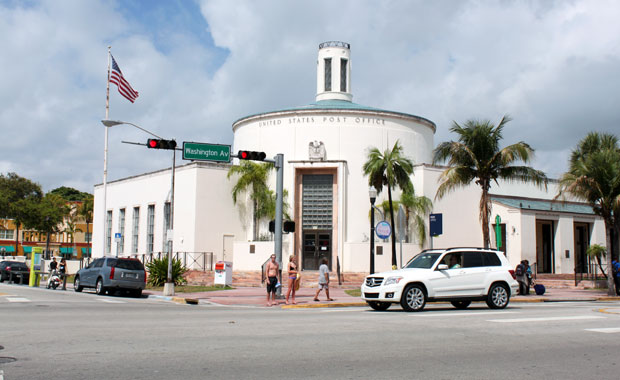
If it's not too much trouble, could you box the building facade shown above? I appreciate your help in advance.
[92,42,606,275]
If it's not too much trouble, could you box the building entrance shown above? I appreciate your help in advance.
[536,220,555,273]
[301,174,333,270]
[303,231,332,270]
[574,223,590,273]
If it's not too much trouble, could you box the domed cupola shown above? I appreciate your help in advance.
[316,41,352,102]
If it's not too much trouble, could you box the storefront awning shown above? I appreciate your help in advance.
[60,247,74,254]
[0,245,16,253]
[81,248,92,255]
[22,246,33,253]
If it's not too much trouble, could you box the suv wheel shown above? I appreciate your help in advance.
[451,301,471,309]
[400,284,426,312]
[486,283,509,309]
[367,301,391,311]
[95,278,106,295]
[74,276,83,292]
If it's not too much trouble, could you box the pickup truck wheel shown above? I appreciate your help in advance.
[486,283,509,309]
[95,278,106,295]
[367,301,391,311]
[74,276,83,292]
[451,301,471,309]
[400,284,426,312]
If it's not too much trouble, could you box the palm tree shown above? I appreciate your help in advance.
[228,161,274,240]
[63,204,83,258]
[556,132,620,295]
[401,188,433,246]
[363,140,414,268]
[433,115,548,248]
[78,195,94,257]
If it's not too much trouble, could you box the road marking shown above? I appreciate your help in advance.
[99,299,126,304]
[585,327,620,333]
[6,297,30,303]
[488,316,606,323]
[415,311,518,317]
[596,308,620,315]
[320,308,364,313]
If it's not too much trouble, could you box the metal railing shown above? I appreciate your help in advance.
[575,262,608,286]
[139,252,214,272]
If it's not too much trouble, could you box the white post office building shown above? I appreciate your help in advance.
[93,41,606,276]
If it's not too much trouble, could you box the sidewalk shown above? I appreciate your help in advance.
[144,286,620,308]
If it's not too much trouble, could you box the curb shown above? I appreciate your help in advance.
[281,301,367,309]
[146,295,199,305]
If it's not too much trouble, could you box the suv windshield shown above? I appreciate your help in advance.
[404,252,441,269]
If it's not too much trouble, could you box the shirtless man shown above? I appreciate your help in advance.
[265,254,280,306]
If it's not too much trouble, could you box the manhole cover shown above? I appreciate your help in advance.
[0,357,16,364]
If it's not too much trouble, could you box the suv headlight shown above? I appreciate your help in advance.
[383,276,403,286]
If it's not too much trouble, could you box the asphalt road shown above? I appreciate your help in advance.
[2,283,620,379]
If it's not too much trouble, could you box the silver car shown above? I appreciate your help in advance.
[74,257,146,297]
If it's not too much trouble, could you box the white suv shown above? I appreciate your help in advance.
[361,248,519,312]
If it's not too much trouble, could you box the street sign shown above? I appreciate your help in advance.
[376,221,392,239]
[183,142,231,162]
[114,233,121,242]
[397,204,406,241]
[430,213,442,237]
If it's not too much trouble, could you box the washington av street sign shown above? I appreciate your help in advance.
[183,142,230,163]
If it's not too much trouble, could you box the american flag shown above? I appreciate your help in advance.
[110,55,139,103]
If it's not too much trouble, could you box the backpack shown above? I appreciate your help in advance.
[515,264,524,276]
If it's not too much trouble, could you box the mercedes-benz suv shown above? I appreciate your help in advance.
[361,248,519,312]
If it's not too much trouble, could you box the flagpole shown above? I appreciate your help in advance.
[102,46,111,258]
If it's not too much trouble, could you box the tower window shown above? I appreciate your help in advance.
[324,58,332,92]
[340,58,347,92]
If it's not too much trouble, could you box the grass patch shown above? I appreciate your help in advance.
[146,285,234,293]
[345,289,361,297]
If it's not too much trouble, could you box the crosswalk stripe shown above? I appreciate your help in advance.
[585,327,620,333]
[99,299,126,304]
[488,316,605,323]
[415,311,518,317]
[6,297,30,303]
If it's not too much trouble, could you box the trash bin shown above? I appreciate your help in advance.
[214,261,232,286]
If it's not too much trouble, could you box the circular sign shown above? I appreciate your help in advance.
[375,221,392,239]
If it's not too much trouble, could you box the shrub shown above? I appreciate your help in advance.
[145,257,188,286]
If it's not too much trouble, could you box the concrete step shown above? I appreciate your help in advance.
[183,270,367,288]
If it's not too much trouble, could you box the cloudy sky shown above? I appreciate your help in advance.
[1,0,619,193]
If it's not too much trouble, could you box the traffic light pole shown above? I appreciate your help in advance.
[274,154,284,297]
[163,148,176,296]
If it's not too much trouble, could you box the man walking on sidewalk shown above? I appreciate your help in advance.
[314,258,334,301]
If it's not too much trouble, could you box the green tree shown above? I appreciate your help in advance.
[50,186,91,201]
[22,193,70,256]
[401,188,433,246]
[556,132,620,295]
[227,161,274,240]
[363,140,414,267]
[0,173,43,253]
[586,244,608,279]
[78,195,94,257]
[63,204,82,257]
[433,116,548,248]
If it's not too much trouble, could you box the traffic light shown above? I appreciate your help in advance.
[147,139,177,150]
[238,150,266,161]
[270,220,295,234]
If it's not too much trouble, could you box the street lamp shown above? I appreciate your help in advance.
[369,186,377,274]
[99,119,176,296]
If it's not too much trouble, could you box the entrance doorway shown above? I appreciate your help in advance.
[574,223,590,273]
[536,220,555,273]
[303,231,331,270]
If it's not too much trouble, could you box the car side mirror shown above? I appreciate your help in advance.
[437,264,448,271]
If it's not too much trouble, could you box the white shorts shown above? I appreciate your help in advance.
[318,283,329,290]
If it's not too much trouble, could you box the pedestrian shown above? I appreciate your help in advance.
[49,257,58,274]
[515,260,528,295]
[612,260,620,296]
[524,259,532,295]
[313,258,334,301]
[285,255,298,305]
[59,257,66,278]
[265,254,280,307]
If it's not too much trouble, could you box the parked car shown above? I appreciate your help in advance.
[0,260,30,284]
[361,248,519,312]
[74,257,146,297]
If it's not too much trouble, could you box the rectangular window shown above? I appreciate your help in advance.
[163,202,171,252]
[147,205,155,254]
[340,58,347,92]
[132,207,140,254]
[0,229,14,239]
[84,232,92,242]
[324,58,332,91]
[118,208,125,255]
[106,210,112,254]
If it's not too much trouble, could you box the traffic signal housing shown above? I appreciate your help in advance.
[238,150,266,161]
[269,220,295,234]
[147,139,177,150]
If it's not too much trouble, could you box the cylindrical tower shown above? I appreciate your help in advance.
[316,41,352,102]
